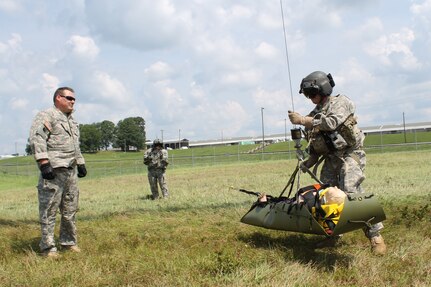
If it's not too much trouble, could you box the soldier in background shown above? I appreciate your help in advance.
[29,87,87,258]
[143,139,169,199]
[288,71,386,255]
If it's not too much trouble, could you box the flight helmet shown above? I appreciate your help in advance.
[299,71,335,97]
[153,139,163,148]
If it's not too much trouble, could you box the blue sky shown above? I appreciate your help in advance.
[1,0,430,155]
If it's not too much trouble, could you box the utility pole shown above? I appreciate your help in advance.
[261,107,265,159]
[178,129,181,149]
[403,112,407,143]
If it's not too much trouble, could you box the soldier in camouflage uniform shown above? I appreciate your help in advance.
[143,139,169,199]
[288,71,386,255]
[29,87,87,258]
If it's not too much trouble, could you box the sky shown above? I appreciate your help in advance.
[1,0,430,155]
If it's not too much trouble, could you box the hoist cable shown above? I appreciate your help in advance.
[279,0,295,113]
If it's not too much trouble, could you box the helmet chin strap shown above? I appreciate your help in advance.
[317,94,329,105]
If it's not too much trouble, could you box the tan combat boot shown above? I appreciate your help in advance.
[370,235,387,255]
[62,245,81,253]
[42,248,60,258]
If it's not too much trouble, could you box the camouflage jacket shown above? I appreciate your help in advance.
[307,94,364,155]
[143,148,169,171]
[29,106,85,168]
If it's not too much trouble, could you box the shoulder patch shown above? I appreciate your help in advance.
[43,121,52,132]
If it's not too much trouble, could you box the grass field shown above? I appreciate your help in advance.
[0,149,430,286]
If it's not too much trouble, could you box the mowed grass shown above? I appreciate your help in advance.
[0,150,431,286]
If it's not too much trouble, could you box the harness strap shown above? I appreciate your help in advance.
[312,155,326,175]
[349,153,361,165]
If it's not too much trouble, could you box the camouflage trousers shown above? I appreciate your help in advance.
[37,167,79,251]
[147,169,169,199]
[320,150,384,238]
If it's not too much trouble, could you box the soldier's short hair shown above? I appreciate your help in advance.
[53,87,75,103]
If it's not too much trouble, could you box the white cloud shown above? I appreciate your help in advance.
[0,69,19,94]
[91,71,130,104]
[189,82,206,101]
[85,0,191,50]
[0,0,22,12]
[215,4,253,24]
[0,42,7,54]
[0,33,22,56]
[253,88,290,114]
[229,5,253,19]
[258,12,281,29]
[144,61,174,82]
[216,100,249,134]
[255,42,279,59]
[9,97,28,110]
[66,35,99,60]
[34,73,60,104]
[41,73,60,94]
[7,33,22,49]
[410,0,431,15]
[364,28,421,70]
[336,59,384,116]
[292,1,343,33]
[351,17,384,41]
[221,69,261,87]
[143,77,186,124]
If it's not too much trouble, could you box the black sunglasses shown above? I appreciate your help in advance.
[59,95,76,101]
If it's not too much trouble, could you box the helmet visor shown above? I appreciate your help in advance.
[302,86,319,98]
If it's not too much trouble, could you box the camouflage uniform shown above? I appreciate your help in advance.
[29,106,85,252]
[143,148,169,199]
[307,94,383,238]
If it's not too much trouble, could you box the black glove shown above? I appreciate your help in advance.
[77,164,87,178]
[300,153,319,173]
[40,162,55,180]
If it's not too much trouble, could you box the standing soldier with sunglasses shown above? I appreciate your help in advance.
[288,71,386,255]
[29,87,87,258]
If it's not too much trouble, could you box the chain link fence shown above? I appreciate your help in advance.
[1,142,431,179]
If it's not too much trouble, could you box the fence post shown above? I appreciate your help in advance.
[171,153,174,168]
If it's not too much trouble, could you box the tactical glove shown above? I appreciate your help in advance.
[77,164,87,178]
[288,111,303,125]
[288,111,313,127]
[299,153,319,173]
[40,162,55,180]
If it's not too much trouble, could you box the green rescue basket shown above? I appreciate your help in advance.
[240,192,386,237]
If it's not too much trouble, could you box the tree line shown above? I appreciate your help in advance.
[26,116,146,154]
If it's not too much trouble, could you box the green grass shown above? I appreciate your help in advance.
[0,150,431,286]
[364,130,431,145]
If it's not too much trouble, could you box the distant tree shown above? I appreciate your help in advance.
[25,138,33,155]
[114,116,146,151]
[80,123,102,153]
[98,120,116,150]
